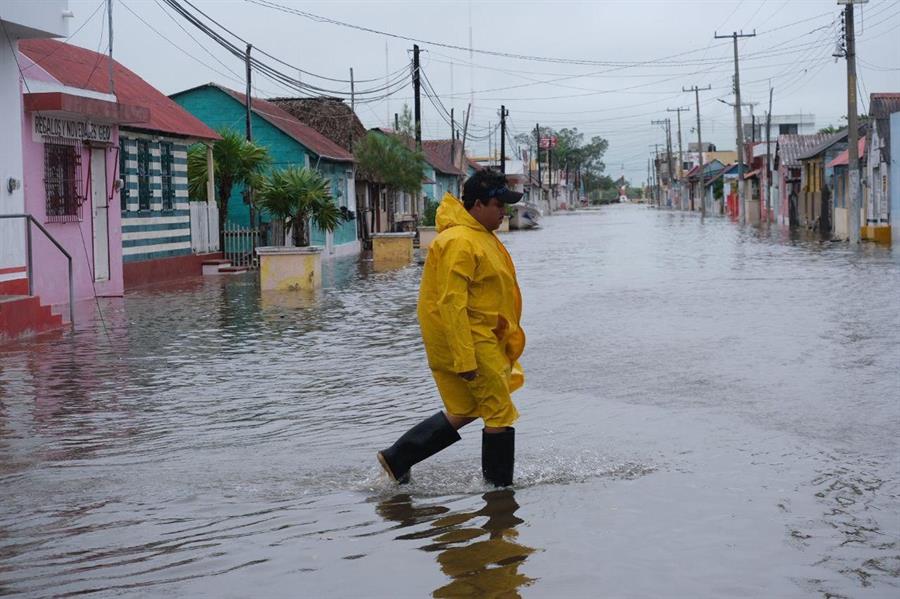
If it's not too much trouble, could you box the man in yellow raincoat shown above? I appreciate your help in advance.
[378,168,526,487]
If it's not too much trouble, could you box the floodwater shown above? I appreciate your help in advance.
[1,205,899,598]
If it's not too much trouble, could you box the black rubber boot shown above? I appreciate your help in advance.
[482,427,515,487]
[377,412,461,484]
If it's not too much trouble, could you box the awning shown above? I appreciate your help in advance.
[23,92,149,124]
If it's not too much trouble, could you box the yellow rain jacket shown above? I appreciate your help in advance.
[417,193,526,427]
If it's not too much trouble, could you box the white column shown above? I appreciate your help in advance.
[0,36,26,281]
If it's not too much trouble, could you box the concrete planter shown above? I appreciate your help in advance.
[255,246,323,291]
[417,226,437,250]
[372,232,415,270]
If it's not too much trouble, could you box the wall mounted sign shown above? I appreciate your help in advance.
[33,114,112,144]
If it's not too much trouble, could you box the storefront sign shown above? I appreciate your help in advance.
[33,114,112,143]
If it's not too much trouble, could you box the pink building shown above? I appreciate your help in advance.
[17,59,148,307]
[0,5,148,340]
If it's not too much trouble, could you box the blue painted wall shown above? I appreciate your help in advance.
[171,86,306,229]
[171,85,355,247]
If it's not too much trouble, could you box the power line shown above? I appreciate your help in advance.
[20,0,106,73]
[119,0,271,93]
[161,0,411,99]
[245,0,839,69]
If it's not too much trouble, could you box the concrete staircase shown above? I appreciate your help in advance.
[202,259,249,275]
[0,295,65,343]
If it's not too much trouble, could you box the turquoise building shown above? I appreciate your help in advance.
[170,84,358,256]
[422,140,465,203]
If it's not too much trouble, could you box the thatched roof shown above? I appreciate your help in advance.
[268,97,366,152]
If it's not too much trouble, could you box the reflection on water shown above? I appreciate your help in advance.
[1,206,898,596]
[377,490,535,598]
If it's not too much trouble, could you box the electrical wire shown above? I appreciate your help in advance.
[246,0,840,70]
[20,0,107,73]
[119,0,269,93]
[162,0,411,99]
[172,0,387,84]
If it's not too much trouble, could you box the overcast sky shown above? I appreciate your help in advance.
[59,0,900,184]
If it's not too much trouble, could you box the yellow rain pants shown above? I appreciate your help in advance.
[417,193,526,428]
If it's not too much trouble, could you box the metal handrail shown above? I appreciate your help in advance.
[0,214,74,327]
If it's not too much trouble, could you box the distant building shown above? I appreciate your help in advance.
[743,113,816,142]
[864,93,900,244]
[19,40,221,288]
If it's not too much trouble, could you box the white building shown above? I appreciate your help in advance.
[743,113,817,143]
[0,1,69,296]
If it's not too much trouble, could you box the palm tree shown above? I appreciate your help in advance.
[254,167,342,247]
[187,128,270,250]
[354,131,425,231]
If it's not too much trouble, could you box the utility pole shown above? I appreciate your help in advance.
[349,67,355,114]
[107,0,114,95]
[764,85,773,224]
[651,143,661,207]
[499,105,508,173]
[535,123,542,203]
[349,67,355,152]
[412,45,422,152]
[245,43,255,228]
[668,107,689,210]
[458,103,471,189]
[683,85,711,216]
[652,118,673,208]
[840,0,867,244]
[244,45,253,143]
[715,30,756,224]
[545,136,553,213]
[450,107,456,171]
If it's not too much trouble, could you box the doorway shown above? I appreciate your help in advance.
[91,147,109,282]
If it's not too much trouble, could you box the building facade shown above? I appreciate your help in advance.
[172,84,358,257]
[0,1,69,298]
[18,39,222,288]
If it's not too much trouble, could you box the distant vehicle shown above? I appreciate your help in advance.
[509,203,541,229]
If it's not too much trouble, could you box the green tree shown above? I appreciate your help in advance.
[526,126,609,193]
[254,167,341,247]
[355,131,425,227]
[187,128,270,249]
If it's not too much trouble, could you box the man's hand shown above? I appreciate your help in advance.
[458,370,478,381]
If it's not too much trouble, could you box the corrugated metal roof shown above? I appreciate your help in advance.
[422,139,465,176]
[777,132,836,166]
[794,126,866,162]
[19,39,219,141]
[216,86,353,163]
[870,93,900,164]
[827,138,867,168]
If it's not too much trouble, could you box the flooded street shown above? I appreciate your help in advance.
[1,204,898,598]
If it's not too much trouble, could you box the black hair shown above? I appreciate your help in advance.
[462,168,508,210]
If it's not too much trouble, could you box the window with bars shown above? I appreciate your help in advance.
[160,142,175,210]
[119,143,129,211]
[44,143,83,222]
[137,139,151,210]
